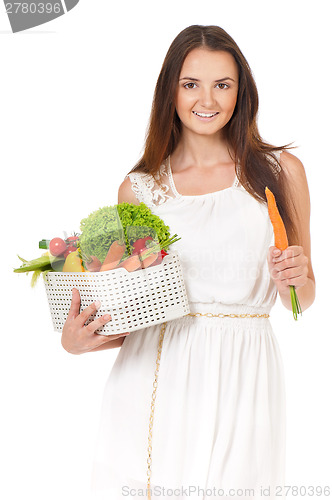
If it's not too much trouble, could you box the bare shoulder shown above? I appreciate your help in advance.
[279,150,311,206]
[118,176,141,205]
[279,150,307,184]
[279,150,311,201]
[280,150,315,281]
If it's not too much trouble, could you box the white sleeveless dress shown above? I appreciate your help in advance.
[90,152,286,500]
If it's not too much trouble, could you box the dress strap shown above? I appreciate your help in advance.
[125,151,282,206]
[166,155,241,195]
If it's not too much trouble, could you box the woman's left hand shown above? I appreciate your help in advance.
[267,245,309,294]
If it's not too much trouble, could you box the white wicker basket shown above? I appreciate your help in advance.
[43,250,190,335]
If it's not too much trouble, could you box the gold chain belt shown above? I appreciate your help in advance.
[146,311,269,498]
[187,312,270,319]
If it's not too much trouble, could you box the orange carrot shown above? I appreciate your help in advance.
[86,256,102,272]
[141,252,160,269]
[265,186,302,320]
[100,260,122,271]
[117,248,161,272]
[119,254,143,272]
[265,187,288,251]
[100,240,126,272]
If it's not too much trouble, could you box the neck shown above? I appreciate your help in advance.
[172,129,233,168]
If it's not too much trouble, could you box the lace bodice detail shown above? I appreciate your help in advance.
[125,151,282,209]
[125,160,173,209]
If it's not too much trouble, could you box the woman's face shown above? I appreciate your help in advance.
[175,48,239,138]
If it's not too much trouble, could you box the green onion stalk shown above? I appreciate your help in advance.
[136,234,181,261]
[290,285,302,321]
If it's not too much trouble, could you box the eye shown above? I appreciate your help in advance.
[183,82,230,90]
[216,83,229,89]
[183,82,197,89]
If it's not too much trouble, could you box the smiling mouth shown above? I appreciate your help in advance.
[193,111,219,118]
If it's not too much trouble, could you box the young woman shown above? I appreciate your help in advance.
[62,25,315,499]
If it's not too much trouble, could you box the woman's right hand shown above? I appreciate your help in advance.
[61,288,129,355]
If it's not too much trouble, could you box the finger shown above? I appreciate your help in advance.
[277,266,304,281]
[270,262,302,281]
[85,313,113,335]
[273,245,303,263]
[269,265,282,282]
[276,253,308,272]
[285,275,308,288]
[274,255,303,271]
[67,288,81,321]
[270,246,282,258]
[267,247,280,268]
[77,300,101,326]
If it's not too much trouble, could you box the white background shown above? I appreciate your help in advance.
[1,0,331,498]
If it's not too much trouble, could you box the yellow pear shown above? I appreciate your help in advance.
[62,250,85,272]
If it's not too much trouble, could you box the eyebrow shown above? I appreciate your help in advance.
[179,76,236,82]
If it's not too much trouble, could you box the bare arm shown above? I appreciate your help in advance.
[267,151,316,312]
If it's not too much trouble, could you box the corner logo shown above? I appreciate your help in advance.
[4,0,80,33]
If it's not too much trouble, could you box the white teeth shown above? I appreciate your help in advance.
[193,111,218,118]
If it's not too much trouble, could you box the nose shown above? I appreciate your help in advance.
[198,86,216,108]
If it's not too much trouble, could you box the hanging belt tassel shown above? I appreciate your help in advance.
[146,311,269,498]
[147,321,167,499]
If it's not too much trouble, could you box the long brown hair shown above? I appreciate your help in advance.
[128,24,300,245]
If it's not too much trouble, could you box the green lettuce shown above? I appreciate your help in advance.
[79,202,171,263]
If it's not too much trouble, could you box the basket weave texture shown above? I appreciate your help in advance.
[43,250,190,335]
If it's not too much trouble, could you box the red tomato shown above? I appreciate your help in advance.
[49,238,67,257]
[63,245,77,259]
[63,235,79,258]
[66,235,79,244]
[133,236,153,253]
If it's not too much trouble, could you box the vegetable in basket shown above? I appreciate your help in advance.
[13,202,181,285]
[62,250,85,272]
[79,202,175,264]
[99,241,127,272]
